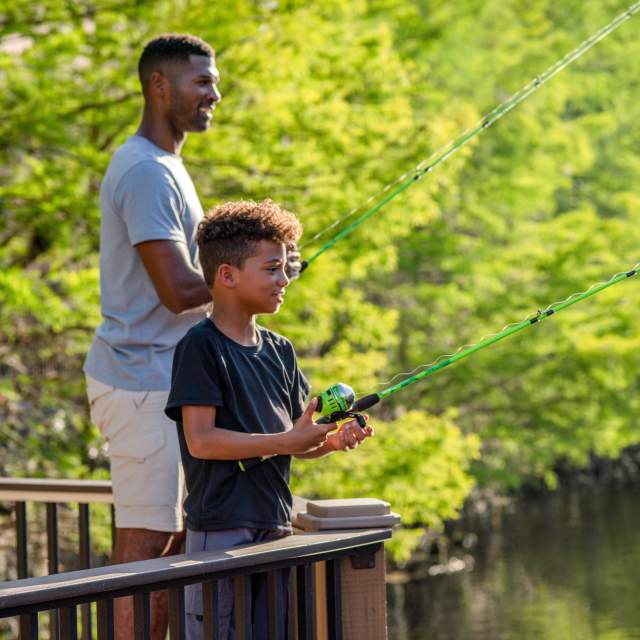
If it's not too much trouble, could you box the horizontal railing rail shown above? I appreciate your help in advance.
[0,477,114,505]
[0,528,391,639]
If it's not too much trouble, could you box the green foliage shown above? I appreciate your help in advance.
[2,0,640,560]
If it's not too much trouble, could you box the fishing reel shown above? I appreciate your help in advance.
[238,382,380,471]
[315,382,367,428]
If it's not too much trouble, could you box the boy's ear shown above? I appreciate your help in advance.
[216,263,237,288]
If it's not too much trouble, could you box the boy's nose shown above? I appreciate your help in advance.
[278,270,290,287]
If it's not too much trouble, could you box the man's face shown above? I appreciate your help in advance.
[166,54,221,133]
[233,240,290,315]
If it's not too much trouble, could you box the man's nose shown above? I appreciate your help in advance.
[210,85,222,103]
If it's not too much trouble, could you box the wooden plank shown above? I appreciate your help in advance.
[296,564,315,639]
[234,575,252,640]
[314,562,328,640]
[133,592,150,640]
[266,569,284,640]
[18,612,38,639]
[168,587,186,640]
[325,559,342,640]
[0,478,113,504]
[340,546,387,640]
[15,501,28,579]
[59,605,78,640]
[78,504,92,640]
[96,598,114,640]
[202,581,220,640]
[0,529,391,615]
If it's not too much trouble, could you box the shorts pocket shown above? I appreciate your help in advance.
[109,428,166,462]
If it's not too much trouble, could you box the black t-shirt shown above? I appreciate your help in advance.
[165,318,309,532]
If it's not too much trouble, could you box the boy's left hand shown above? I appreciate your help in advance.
[327,415,374,452]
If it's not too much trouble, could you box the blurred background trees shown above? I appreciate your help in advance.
[1,0,639,560]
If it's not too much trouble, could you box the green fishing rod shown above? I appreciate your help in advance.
[238,265,637,470]
[298,2,640,273]
[314,266,638,424]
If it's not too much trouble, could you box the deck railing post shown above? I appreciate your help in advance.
[325,559,343,640]
[96,598,114,640]
[233,575,252,640]
[19,612,38,640]
[168,586,186,640]
[340,545,387,640]
[133,592,151,639]
[15,501,28,579]
[78,503,92,640]
[202,580,220,640]
[46,502,59,640]
[293,498,398,640]
[59,605,78,640]
[296,563,316,639]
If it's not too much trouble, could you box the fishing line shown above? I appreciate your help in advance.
[299,2,640,272]
[354,263,640,397]
[314,263,639,421]
[238,264,638,470]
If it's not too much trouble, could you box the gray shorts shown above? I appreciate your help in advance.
[185,528,290,640]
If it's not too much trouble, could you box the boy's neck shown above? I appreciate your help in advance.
[210,304,259,347]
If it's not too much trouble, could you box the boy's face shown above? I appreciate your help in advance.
[232,240,290,314]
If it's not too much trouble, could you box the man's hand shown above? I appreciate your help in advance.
[283,398,335,454]
[326,415,374,452]
[285,242,302,280]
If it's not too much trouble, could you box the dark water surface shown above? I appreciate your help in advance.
[387,486,640,640]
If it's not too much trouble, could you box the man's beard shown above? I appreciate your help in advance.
[168,94,208,133]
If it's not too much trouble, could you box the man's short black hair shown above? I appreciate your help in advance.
[138,34,214,89]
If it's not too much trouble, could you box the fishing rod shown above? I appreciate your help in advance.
[238,265,637,471]
[298,2,640,273]
[313,265,638,424]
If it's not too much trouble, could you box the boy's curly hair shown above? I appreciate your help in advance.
[197,199,302,287]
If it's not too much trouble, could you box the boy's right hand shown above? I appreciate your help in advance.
[284,398,335,454]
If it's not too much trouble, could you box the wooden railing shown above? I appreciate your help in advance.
[0,478,392,639]
[0,477,115,580]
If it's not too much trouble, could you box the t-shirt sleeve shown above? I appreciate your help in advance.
[165,329,224,423]
[288,343,310,421]
[115,160,186,246]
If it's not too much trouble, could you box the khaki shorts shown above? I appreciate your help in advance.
[86,375,184,532]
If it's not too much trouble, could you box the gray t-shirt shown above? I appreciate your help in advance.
[84,135,205,391]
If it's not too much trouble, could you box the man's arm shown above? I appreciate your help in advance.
[136,240,211,314]
[182,399,335,460]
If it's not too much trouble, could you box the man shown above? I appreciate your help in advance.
[83,34,220,640]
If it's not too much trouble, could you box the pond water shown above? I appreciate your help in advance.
[387,485,640,639]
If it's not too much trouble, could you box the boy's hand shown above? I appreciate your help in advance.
[327,415,374,452]
[284,398,335,454]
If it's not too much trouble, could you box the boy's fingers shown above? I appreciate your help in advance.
[305,397,318,417]
[320,422,336,435]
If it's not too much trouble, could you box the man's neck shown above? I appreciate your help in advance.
[137,110,186,155]
[210,304,259,347]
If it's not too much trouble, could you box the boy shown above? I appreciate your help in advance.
[165,199,373,639]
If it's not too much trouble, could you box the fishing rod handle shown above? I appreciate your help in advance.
[237,454,275,472]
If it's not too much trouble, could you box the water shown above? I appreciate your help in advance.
[388,486,640,639]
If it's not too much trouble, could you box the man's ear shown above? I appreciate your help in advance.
[217,264,237,288]
[149,70,169,100]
